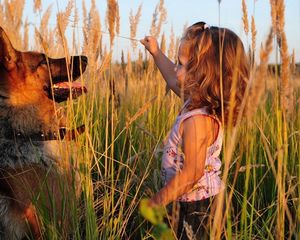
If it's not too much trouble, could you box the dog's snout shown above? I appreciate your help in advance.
[70,56,88,76]
[71,56,88,66]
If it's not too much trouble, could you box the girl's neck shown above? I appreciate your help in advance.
[179,99,191,115]
[180,98,210,115]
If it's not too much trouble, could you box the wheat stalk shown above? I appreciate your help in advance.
[291,49,296,75]
[81,0,102,68]
[276,0,290,113]
[246,28,273,119]
[33,0,41,13]
[129,4,142,52]
[106,0,118,47]
[150,0,167,38]
[40,4,52,36]
[125,97,157,127]
[242,0,249,35]
[4,0,25,48]
[72,6,79,52]
[137,49,143,74]
[270,0,291,113]
[39,4,52,51]
[34,27,49,54]
[126,51,132,76]
[121,50,126,73]
[56,0,73,51]
[270,0,277,35]
[250,16,257,66]
[160,32,166,54]
[96,52,112,75]
[150,4,158,37]
[97,51,112,75]
[90,0,102,64]
[168,24,175,61]
[156,0,167,38]
[82,0,89,55]
[56,1,73,37]
[115,1,120,36]
[270,3,290,238]
[82,0,88,39]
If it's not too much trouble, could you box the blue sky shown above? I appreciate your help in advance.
[24,0,300,62]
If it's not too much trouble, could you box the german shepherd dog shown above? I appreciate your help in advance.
[0,27,87,239]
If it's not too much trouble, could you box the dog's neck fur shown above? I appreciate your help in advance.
[0,103,64,135]
[0,108,84,142]
[0,122,68,141]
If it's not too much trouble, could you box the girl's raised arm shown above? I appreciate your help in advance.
[140,36,181,97]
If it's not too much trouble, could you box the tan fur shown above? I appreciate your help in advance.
[0,26,87,239]
[0,165,77,237]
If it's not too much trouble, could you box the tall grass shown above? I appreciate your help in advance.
[0,0,299,239]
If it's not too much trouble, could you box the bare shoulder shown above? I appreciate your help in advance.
[180,114,219,143]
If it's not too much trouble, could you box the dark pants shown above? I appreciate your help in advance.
[176,198,213,240]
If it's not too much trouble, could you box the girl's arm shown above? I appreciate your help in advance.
[150,116,214,206]
[140,36,181,97]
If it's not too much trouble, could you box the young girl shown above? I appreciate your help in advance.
[141,22,249,239]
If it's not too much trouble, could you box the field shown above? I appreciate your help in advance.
[0,0,299,239]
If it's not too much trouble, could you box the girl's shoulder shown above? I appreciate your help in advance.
[178,107,216,121]
[178,108,221,139]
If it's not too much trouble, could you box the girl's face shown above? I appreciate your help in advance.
[175,41,189,88]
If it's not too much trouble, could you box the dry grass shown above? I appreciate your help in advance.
[242,0,249,35]
[82,0,102,69]
[291,50,296,75]
[246,28,273,119]
[115,2,120,36]
[160,32,166,54]
[168,24,176,61]
[55,0,73,56]
[34,0,41,12]
[277,1,290,113]
[106,0,118,47]
[250,16,257,66]
[150,0,167,38]
[129,4,142,52]
[0,0,25,48]
[0,0,298,239]
[126,51,132,76]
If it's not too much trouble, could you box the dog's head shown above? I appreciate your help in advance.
[0,27,88,104]
[0,27,88,137]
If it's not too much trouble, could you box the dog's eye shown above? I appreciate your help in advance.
[39,60,48,66]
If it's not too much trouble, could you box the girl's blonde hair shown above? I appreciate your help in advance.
[182,22,249,126]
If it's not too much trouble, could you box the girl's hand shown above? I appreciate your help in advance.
[150,191,165,206]
[140,36,160,56]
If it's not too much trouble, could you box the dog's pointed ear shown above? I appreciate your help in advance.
[0,27,18,70]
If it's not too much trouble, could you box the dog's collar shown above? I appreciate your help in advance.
[4,125,85,141]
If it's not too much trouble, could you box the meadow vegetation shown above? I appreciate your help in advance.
[0,0,299,239]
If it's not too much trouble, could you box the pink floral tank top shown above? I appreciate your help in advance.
[161,106,224,202]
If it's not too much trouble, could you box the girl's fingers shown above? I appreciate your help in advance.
[139,38,146,45]
[140,36,151,44]
[140,36,158,55]
[140,38,150,48]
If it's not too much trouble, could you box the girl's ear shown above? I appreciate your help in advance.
[0,27,18,71]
